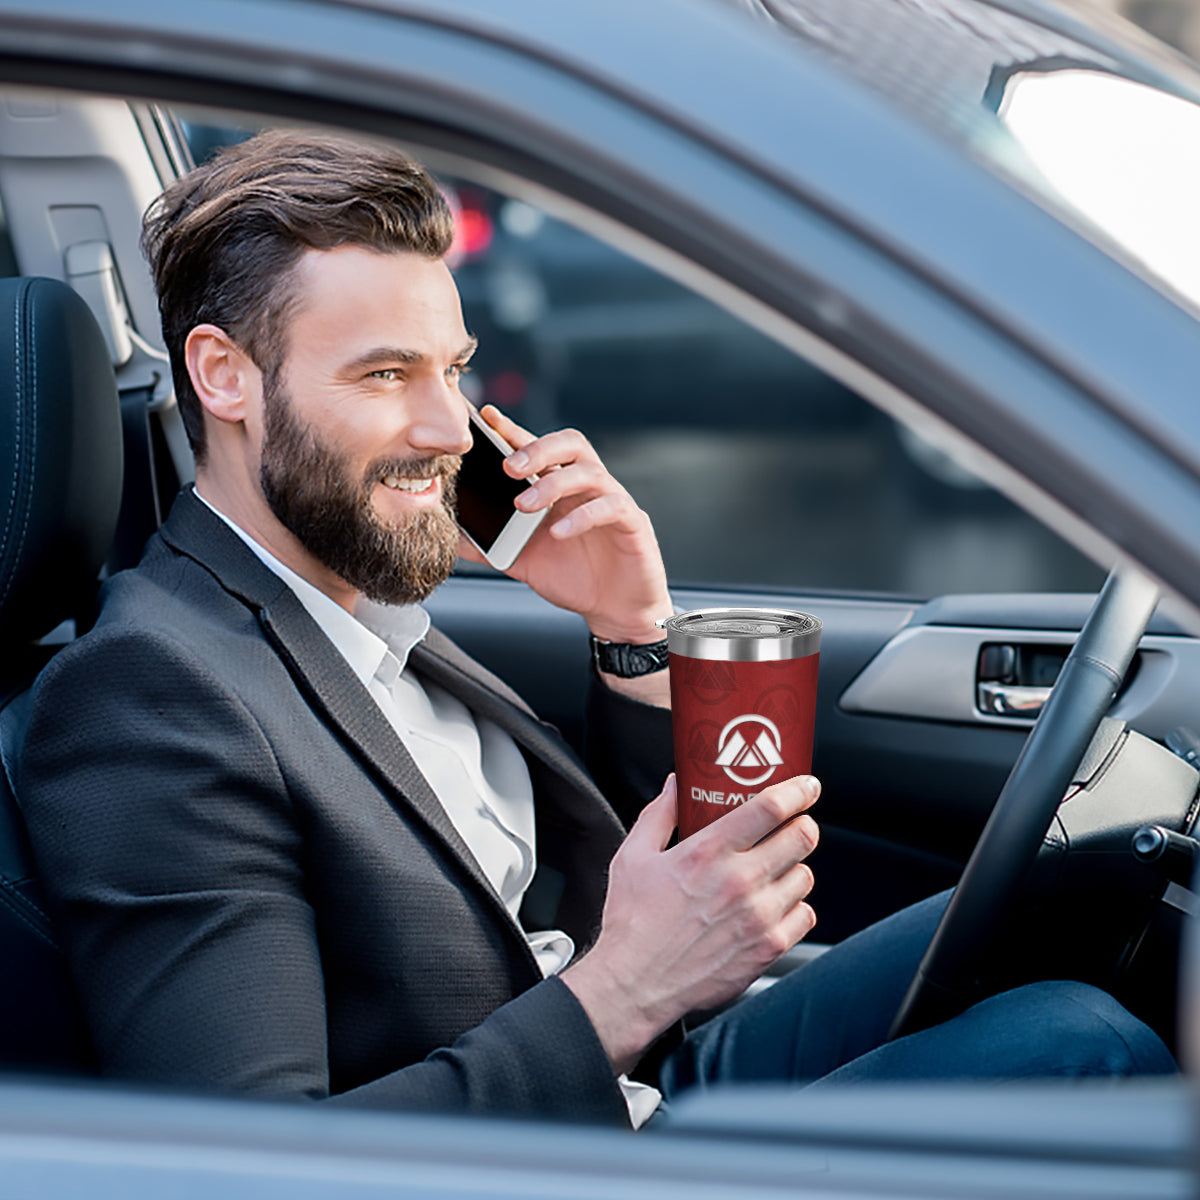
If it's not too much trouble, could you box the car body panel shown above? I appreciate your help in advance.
[0,1077,1191,1199]
[0,0,1196,1194]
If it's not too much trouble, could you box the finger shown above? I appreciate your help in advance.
[550,493,653,541]
[550,494,631,540]
[771,859,816,912]
[699,776,819,851]
[504,428,596,478]
[479,403,537,452]
[513,461,611,514]
[750,875,817,967]
[779,898,818,948]
[754,814,820,882]
[624,774,678,854]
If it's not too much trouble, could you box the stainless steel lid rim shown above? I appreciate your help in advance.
[660,607,822,661]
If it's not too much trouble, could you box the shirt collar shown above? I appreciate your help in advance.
[193,489,430,687]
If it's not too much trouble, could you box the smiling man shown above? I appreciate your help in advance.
[17,130,1174,1128]
[195,245,475,609]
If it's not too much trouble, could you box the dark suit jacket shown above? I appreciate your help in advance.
[19,489,673,1127]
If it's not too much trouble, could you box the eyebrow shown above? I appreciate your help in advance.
[345,336,478,375]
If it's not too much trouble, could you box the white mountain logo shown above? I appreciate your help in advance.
[715,714,784,786]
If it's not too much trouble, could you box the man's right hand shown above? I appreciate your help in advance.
[561,773,819,1075]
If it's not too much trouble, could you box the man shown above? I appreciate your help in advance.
[18,130,1173,1129]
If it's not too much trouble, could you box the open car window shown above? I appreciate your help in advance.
[183,119,1104,599]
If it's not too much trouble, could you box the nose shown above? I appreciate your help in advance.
[406,379,472,457]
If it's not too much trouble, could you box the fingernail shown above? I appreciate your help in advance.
[508,451,529,471]
[551,516,573,536]
[518,487,540,509]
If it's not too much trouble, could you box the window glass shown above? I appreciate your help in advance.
[999,69,1200,312]
[755,0,1200,323]
[447,181,1103,597]
[180,122,1103,599]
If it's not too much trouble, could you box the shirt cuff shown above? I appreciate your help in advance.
[618,1074,663,1130]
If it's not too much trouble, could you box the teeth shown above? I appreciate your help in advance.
[382,476,435,493]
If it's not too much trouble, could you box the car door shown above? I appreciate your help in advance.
[419,184,1200,944]
[157,117,1009,940]
[7,0,1200,960]
[2,2,1200,1191]
[22,0,1197,954]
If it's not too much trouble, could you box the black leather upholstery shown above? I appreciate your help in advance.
[0,276,123,1072]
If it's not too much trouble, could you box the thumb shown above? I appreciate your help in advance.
[626,773,677,853]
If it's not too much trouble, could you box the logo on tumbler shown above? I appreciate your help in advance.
[715,714,784,786]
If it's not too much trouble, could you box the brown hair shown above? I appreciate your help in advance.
[141,128,455,464]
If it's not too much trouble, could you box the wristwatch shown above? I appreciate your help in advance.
[589,634,670,678]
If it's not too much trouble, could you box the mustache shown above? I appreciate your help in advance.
[365,453,462,484]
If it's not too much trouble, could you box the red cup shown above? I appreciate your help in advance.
[660,608,821,840]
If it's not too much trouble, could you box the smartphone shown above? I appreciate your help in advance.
[455,404,547,571]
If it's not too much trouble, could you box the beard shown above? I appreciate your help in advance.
[259,380,462,606]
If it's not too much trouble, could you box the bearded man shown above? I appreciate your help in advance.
[17,130,1174,1129]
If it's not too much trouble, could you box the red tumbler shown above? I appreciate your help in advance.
[659,608,821,840]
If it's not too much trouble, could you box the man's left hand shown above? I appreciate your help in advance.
[456,405,672,647]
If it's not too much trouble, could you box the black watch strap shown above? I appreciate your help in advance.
[590,635,670,678]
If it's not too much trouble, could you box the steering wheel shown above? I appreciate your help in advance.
[888,568,1161,1040]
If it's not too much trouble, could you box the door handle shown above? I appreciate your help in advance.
[976,680,1051,718]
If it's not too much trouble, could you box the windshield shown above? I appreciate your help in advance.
[758,0,1200,313]
[997,67,1200,309]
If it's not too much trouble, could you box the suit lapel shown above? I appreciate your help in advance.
[409,631,627,944]
[157,491,515,925]
[411,632,626,842]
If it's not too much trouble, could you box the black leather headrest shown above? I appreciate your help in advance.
[0,277,122,645]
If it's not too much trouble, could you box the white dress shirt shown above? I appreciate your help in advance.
[197,493,661,1127]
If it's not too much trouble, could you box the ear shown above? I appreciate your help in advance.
[185,324,261,425]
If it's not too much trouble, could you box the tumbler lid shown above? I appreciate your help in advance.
[658,607,821,661]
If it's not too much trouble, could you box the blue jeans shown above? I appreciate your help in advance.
[659,891,1176,1098]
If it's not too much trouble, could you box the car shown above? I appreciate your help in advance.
[0,0,1199,1195]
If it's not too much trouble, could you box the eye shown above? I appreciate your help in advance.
[369,367,404,382]
[446,362,473,382]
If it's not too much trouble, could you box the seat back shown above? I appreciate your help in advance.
[0,276,124,1072]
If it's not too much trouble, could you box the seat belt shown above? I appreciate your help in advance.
[110,385,162,574]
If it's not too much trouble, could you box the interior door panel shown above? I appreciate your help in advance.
[429,575,1200,941]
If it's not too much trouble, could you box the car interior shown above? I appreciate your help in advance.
[1,82,1199,1091]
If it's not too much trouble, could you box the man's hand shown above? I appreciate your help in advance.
[561,773,820,1075]
[457,406,673,647]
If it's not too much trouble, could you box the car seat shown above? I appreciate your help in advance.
[0,275,124,1072]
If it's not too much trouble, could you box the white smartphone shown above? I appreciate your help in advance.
[455,404,547,571]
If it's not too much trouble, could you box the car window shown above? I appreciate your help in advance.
[998,68,1200,311]
[746,0,1200,322]
[181,121,1103,598]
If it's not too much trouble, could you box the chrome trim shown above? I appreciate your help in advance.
[976,681,1051,718]
[839,624,1200,735]
[1164,881,1199,917]
[660,607,822,661]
